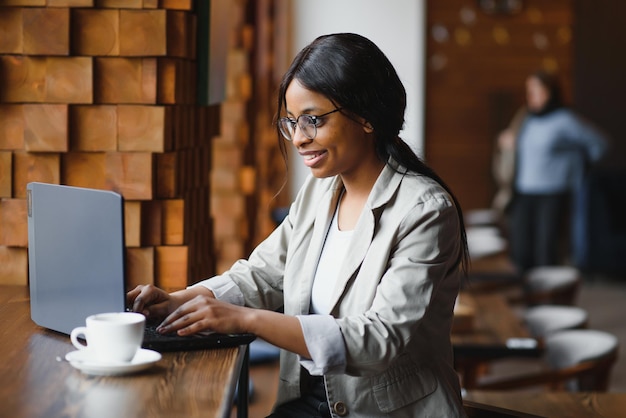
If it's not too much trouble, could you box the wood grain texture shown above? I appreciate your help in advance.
[94,57,157,104]
[0,8,22,54]
[61,152,106,189]
[0,286,244,417]
[155,245,188,291]
[124,200,142,247]
[23,104,68,151]
[71,8,119,56]
[23,7,69,56]
[45,57,92,103]
[117,105,167,152]
[12,151,60,198]
[0,152,11,197]
[0,198,27,246]
[0,104,25,150]
[70,105,117,151]
[105,151,153,200]
[119,9,167,56]
[0,248,27,285]
[125,246,155,289]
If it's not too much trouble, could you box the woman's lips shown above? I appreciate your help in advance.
[300,150,327,167]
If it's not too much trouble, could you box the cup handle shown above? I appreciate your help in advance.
[70,327,89,350]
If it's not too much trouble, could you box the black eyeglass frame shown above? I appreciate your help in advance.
[278,108,343,141]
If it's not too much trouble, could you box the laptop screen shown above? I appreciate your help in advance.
[27,183,126,334]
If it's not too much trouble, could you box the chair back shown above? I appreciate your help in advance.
[523,305,588,338]
[524,266,581,305]
[545,329,619,391]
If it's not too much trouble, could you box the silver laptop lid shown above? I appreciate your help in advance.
[27,182,126,334]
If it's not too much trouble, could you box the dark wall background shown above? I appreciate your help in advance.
[573,0,626,170]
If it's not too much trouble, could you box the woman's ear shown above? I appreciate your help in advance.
[363,121,374,134]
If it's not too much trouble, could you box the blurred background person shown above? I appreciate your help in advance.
[502,70,608,273]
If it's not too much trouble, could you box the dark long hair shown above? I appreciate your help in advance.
[276,33,469,275]
[528,70,563,116]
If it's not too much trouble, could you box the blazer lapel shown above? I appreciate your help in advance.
[327,163,405,313]
[297,179,343,315]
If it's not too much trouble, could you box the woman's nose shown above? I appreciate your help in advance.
[291,125,312,147]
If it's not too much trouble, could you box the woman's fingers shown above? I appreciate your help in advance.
[157,296,246,336]
[127,284,168,316]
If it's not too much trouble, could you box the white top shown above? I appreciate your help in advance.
[311,205,353,314]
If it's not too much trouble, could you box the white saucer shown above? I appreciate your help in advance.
[65,348,162,376]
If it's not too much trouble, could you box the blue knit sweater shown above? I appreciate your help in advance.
[515,108,608,194]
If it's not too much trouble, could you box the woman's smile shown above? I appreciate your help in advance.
[300,149,328,167]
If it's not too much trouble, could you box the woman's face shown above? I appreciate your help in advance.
[525,76,550,112]
[283,80,377,180]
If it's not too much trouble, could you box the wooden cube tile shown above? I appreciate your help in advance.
[0,1,45,8]
[61,152,106,189]
[123,200,141,247]
[157,58,181,104]
[155,152,178,198]
[117,105,167,152]
[23,104,68,152]
[94,57,157,104]
[71,9,119,56]
[0,246,28,286]
[119,9,166,56]
[12,152,60,199]
[23,7,69,56]
[45,57,92,103]
[140,199,162,246]
[125,247,155,290]
[0,152,11,197]
[162,198,184,245]
[143,0,158,8]
[0,198,27,247]
[48,0,95,7]
[0,8,22,54]
[105,152,153,200]
[160,0,193,10]
[155,245,188,291]
[70,105,117,151]
[95,0,142,8]
[0,56,46,103]
[0,105,25,150]
[166,10,191,58]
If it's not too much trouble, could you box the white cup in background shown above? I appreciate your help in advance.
[70,312,145,363]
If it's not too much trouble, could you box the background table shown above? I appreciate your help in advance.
[0,285,248,418]
[453,291,542,388]
[465,391,626,417]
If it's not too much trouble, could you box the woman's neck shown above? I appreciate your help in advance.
[337,160,385,231]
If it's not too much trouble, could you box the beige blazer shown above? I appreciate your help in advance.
[217,161,466,417]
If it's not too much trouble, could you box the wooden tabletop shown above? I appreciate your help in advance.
[0,285,245,418]
[464,391,626,417]
[452,291,542,389]
[453,291,541,359]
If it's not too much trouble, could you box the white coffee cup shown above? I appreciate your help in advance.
[70,312,146,363]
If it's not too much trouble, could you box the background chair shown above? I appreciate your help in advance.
[522,305,588,339]
[510,265,582,306]
[475,329,619,392]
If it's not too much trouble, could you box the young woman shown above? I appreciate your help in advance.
[128,33,469,417]
[507,70,607,272]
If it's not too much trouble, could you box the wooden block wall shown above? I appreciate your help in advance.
[0,1,217,290]
[210,0,291,273]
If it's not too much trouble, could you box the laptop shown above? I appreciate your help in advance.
[26,182,255,352]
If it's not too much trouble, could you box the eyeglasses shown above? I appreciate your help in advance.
[278,108,343,141]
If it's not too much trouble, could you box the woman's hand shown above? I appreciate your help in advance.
[156,295,253,336]
[153,293,311,359]
[126,284,174,319]
[126,284,214,321]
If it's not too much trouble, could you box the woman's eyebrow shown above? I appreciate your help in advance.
[285,106,323,117]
